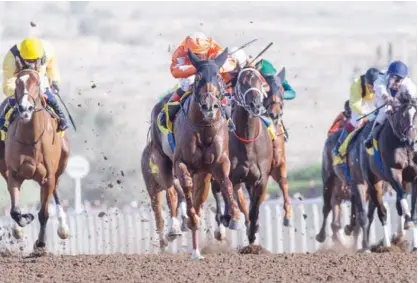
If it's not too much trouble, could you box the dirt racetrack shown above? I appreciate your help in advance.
[0,251,416,283]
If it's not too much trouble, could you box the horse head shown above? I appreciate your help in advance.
[234,67,267,117]
[187,48,228,122]
[264,67,285,123]
[391,91,417,147]
[14,69,43,124]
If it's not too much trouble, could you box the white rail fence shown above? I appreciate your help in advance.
[0,197,415,255]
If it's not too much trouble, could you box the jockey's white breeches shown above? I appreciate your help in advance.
[178,75,195,92]
[349,99,376,127]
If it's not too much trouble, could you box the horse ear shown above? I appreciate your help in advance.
[214,48,228,69]
[187,49,201,68]
[276,67,286,82]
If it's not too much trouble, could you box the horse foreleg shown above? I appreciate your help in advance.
[175,162,201,259]
[388,168,413,229]
[316,177,334,243]
[352,182,369,252]
[8,173,33,239]
[53,189,69,240]
[0,141,8,181]
[271,164,292,226]
[34,175,56,255]
[247,179,268,244]
[173,178,187,232]
[212,154,240,230]
[330,190,344,246]
[166,185,182,241]
[235,184,249,229]
[211,179,226,241]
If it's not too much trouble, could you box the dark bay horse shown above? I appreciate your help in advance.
[147,48,240,259]
[211,67,274,244]
[359,94,417,250]
[0,69,70,255]
[316,127,352,246]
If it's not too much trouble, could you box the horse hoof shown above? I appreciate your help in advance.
[12,226,24,240]
[404,220,415,230]
[160,238,169,250]
[344,225,353,236]
[412,247,417,253]
[31,240,47,257]
[214,224,227,241]
[57,224,70,240]
[358,248,371,254]
[181,217,189,232]
[315,232,326,243]
[283,218,291,227]
[167,232,182,242]
[16,213,35,228]
[191,249,204,260]
[228,220,240,230]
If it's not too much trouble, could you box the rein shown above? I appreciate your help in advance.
[233,118,262,143]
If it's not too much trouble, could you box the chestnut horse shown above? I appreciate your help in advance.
[147,49,240,259]
[0,68,70,255]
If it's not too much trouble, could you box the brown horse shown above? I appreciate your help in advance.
[141,139,186,251]
[211,67,293,243]
[359,94,417,250]
[0,68,70,254]
[315,128,351,245]
[263,68,292,225]
[148,48,240,259]
[211,66,275,244]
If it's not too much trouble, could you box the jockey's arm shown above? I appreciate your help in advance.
[373,78,391,106]
[349,80,365,116]
[2,50,18,98]
[282,79,296,100]
[170,46,196,79]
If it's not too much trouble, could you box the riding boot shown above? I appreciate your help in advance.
[222,102,235,132]
[0,98,16,140]
[364,122,383,149]
[332,128,349,156]
[160,88,186,129]
[46,90,69,131]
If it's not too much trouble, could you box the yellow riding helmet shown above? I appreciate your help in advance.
[19,37,44,60]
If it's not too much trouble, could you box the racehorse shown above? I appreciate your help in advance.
[316,127,354,246]
[211,67,293,244]
[0,68,70,255]
[147,48,240,259]
[210,66,275,244]
[359,93,417,251]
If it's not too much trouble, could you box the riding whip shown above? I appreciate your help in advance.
[356,103,386,121]
[229,39,258,55]
[249,42,274,65]
[54,89,78,132]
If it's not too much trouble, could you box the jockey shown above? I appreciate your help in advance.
[364,61,417,148]
[0,37,68,137]
[332,67,381,157]
[159,32,237,144]
[327,100,351,136]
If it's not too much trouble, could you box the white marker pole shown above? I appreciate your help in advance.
[66,155,90,214]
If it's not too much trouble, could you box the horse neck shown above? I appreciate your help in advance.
[16,110,46,144]
[233,105,260,138]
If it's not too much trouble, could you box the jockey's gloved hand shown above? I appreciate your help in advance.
[51,81,60,95]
